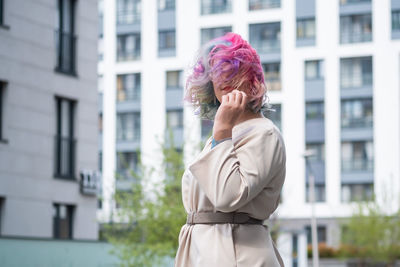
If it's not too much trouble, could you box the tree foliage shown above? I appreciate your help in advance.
[340,201,400,266]
[104,127,191,267]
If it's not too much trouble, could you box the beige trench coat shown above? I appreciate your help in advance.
[174,117,286,267]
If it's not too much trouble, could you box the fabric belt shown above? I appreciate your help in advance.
[186,212,263,225]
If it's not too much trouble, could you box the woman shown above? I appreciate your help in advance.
[174,32,286,267]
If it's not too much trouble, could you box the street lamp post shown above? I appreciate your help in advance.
[303,150,319,267]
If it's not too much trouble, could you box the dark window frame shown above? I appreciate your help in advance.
[201,0,232,15]
[116,112,141,141]
[305,225,327,244]
[158,30,176,51]
[0,82,3,141]
[305,60,324,80]
[55,0,77,76]
[166,70,183,89]
[53,203,74,239]
[117,33,141,61]
[166,108,184,130]
[296,17,316,40]
[0,197,4,236]
[116,73,141,101]
[158,0,175,11]
[117,0,141,25]
[392,10,400,31]
[54,96,77,180]
[340,13,372,44]
[0,0,3,26]
[340,56,373,89]
[249,22,281,54]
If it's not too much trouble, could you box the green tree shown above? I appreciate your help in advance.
[104,127,191,267]
[340,200,400,266]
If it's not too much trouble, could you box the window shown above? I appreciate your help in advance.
[0,82,4,141]
[0,197,4,235]
[264,104,281,130]
[55,0,77,75]
[98,113,103,133]
[158,0,175,11]
[305,60,324,80]
[249,0,280,10]
[98,152,102,172]
[55,97,76,179]
[249,22,281,54]
[340,0,370,4]
[393,10,400,31]
[201,26,232,45]
[305,225,327,244]
[117,73,141,101]
[117,0,141,25]
[341,98,373,128]
[116,152,139,179]
[0,0,3,26]
[166,71,182,89]
[306,101,324,120]
[166,109,183,130]
[117,34,141,61]
[53,203,74,239]
[262,62,281,91]
[296,18,315,40]
[116,112,141,141]
[341,183,373,202]
[341,141,373,172]
[158,30,175,53]
[201,0,231,15]
[340,57,372,88]
[306,184,326,202]
[340,14,372,44]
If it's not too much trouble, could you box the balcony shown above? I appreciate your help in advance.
[55,30,76,75]
[342,159,373,172]
[117,11,141,25]
[117,50,141,62]
[117,89,141,103]
[79,170,98,196]
[201,0,232,15]
[253,39,280,54]
[54,135,76,180]
[249,0,280,10]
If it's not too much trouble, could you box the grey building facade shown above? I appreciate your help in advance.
[0,0,99,240]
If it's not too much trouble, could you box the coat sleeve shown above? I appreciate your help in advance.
[188,126,286,212]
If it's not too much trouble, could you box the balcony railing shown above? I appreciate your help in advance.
[117,50,141,61]
[340,32,372,44]
[117,89,141,102]
[54,135,76,179]
[117,11,141,25]
[341,117,373,128]
[249,0,280,10]
[55,30,77,75]
[253,39,280,54]
[340,73,373,88]
[201,1,231,15]
[342,159,373,172]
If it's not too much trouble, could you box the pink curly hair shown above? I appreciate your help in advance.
[184,32,268,120]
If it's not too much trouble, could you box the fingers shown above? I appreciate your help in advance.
[222,89,248,108]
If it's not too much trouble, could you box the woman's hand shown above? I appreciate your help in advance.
[213,89,249,141]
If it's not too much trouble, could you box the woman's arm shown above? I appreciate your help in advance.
[189,127,286,212]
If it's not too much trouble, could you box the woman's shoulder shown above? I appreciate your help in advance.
[232,117,281,142]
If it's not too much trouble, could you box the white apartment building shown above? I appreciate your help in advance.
[0,0,99,241]
[98,0,400,265]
